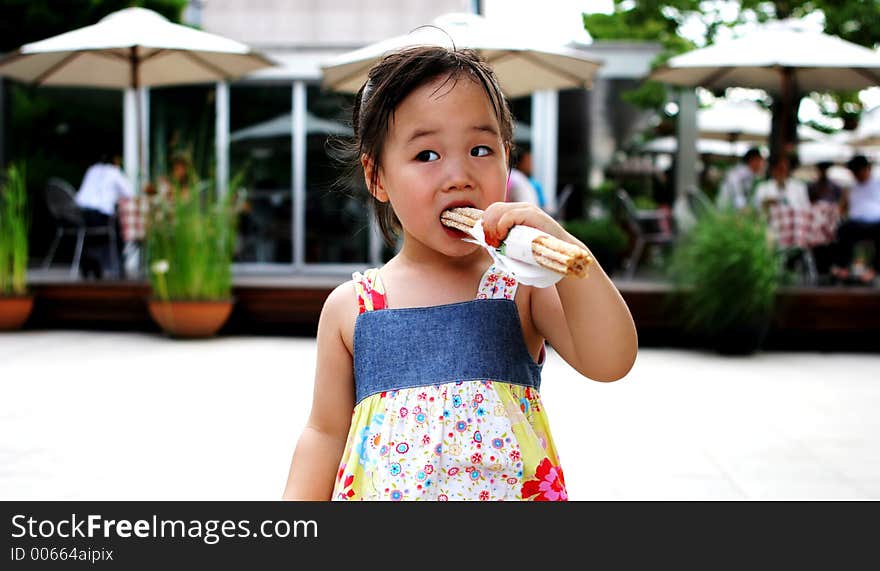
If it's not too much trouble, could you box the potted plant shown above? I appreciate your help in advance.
[0,163,33,331]
[666,205,780,355]
[144,159,244,339]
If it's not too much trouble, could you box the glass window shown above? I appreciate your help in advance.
[305,85,368,264]
[229,85,293,264]
[149,85,216,182]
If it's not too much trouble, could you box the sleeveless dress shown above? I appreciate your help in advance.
[331,264,568,501]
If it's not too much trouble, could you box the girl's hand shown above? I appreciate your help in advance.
[481,202,584,250]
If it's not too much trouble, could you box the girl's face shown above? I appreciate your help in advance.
[369,74,509,258]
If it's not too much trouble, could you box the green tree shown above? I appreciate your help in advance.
[584,1,880,133]
[0,0,187,53]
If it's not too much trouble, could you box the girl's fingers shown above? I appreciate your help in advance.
[482,202,558,245]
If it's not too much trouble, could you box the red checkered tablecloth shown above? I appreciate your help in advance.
[767,202,840,249]
[117,195,150,242]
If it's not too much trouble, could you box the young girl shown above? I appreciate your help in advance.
[283,46,637,501]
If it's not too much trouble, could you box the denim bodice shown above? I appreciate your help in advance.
[352,298,543,404]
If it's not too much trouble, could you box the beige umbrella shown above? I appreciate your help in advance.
[320,12,603,98]
[650,19,880,156]
[0,7,275,186]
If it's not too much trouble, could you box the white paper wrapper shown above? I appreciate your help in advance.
[463,220,563,288]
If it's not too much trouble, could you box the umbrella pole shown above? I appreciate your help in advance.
[131,47,144,193]
[777,67,794,159]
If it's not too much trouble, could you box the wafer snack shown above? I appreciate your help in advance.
[440,207,592,278]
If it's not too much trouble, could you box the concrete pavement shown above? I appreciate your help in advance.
[1,330,878,500]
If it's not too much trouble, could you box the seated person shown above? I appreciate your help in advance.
[74,153,134,279]
[716,147,765,211]
[807,161,844,276]
[754,154,810,212]
[830,155,880,285]
[808,161,844,206]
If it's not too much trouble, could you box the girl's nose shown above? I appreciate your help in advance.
[441,156,474,191]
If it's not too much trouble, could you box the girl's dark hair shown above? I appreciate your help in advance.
[333,45,514,246]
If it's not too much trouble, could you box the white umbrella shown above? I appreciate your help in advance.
[650,19,880,155]
[229,111,533,144]
[846,104,880,146]
[319,12,603,98]
[230,112,353,142]
[640,135,751,158]
[697,99,770,143]
[0,7,275,185]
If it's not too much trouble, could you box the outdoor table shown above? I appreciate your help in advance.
[767,202,841,249]
[118,195,150,243]
[117,195,150,278]
[766,202,841,285]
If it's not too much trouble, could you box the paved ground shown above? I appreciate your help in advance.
[1,330,878,500]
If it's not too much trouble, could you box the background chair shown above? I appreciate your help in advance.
[616,188,676,280]
[41,177,120,278]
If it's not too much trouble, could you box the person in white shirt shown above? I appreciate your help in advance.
[753,154,811,211]
[716,147,765,211]
[74,154,134,279]
[831,155,880,285]
[75,154,134,215]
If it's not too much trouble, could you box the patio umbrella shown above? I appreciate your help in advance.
[230,112,353,143]
[697,99,770,143]
[649,19,880,157]
[640,135,752,158]
[845,104,880,147]
[0,7,275,187]
[319,12,603,98]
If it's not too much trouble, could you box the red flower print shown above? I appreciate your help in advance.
[337,464,346,482]
[471,452,483,464]
[474,393,484,404]
[418,392,427,400]
[422,435,431,445]
[521,458,568,501]
[479,491,490,501]
[503,276,516,287]
[336,474,355,500]
[509,450,521,462]
[487,274,498,283]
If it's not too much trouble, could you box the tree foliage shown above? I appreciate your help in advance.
[584,0,880,126]
[0,0,188,54]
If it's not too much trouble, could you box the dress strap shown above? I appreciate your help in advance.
[475,264,519,300]
[352,268,387,314]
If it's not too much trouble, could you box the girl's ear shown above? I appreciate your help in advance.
[361,154,389,203]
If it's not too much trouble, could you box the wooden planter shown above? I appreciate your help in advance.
[0,295,34,331]
[147,299,234,339]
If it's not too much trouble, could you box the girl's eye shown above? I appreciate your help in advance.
[416,150,440,162]
[471,146,492,157]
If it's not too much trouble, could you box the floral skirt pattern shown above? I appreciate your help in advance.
[332,380,567,501]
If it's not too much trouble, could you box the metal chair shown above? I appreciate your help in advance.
[616,188,676,280]
[41,177,120,278]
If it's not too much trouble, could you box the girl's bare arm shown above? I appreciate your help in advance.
[282,283,357,500]
[481,202,638,382]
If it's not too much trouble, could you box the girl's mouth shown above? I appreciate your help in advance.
[443,225,469,239]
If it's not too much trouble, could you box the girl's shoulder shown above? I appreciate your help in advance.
[320,278,362,354]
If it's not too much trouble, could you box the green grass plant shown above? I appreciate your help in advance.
[0,163,29,297]
[667,206,779,337]
[145,168,244,302]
